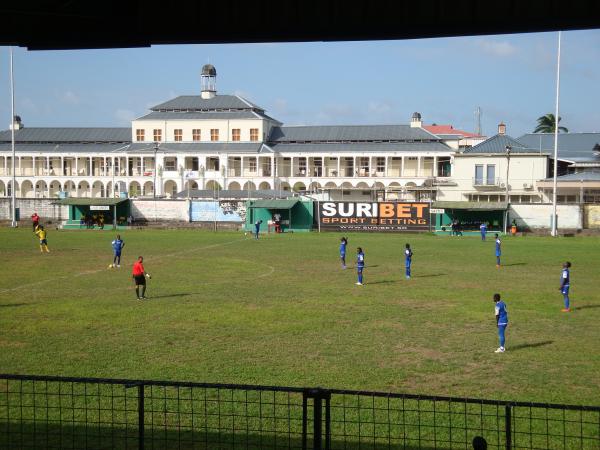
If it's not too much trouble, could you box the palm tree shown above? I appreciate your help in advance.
[533,113,568,133]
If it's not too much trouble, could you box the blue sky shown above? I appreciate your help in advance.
[1,30,599,138]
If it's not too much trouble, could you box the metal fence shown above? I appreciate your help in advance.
[1,374,599,450]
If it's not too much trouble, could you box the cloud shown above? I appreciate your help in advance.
[367,101,393,114]
[114,109,136,125]
[61,90,80,105]
[478,40,517,57]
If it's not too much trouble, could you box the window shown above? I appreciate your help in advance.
[207,157,219,171]
[250,128,259,141]
[474,165,484,185]
[164,158,176,171]
[174,129,183,141]
[210,129,219,141]
[376,157,385,172]
[232,129,241,141]
[153,129,162,142]
[136,129,145,142]
[298,157,307,175]
[486,165,496,185]
[249,158,257,172]
[192,129,201,141]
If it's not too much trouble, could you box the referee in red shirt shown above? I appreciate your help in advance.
[132,256,150,300]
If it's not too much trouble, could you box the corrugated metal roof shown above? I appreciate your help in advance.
[0,128,131,143]
[128,142,265,153]
[517,133,600,163]
[542,171,600,182]
[269,125,437,142]
[150,95,264,111]
[175,189,294,199]
[0,143,130,153]
[269,141,452,153]
[462,134,539,154]
[248,199,300,209]
[57,198,128,206]
[432,201,508,210]
[135,110,270,121]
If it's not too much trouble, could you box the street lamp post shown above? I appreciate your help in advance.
[153,143,158,199]
[504,145,512,234]
[9,47,17,228]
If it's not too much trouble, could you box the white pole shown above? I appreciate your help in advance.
[10,47,17,227]
[551,31,562,237]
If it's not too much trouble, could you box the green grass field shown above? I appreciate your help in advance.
[1,227,599,407]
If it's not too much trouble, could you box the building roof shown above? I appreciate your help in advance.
[462,134,541,154]
[175,189,294,199]
[542,171,600,182]
[248,199,300,209]
[517,133,600,163]
[0,127,131,143]
[128,142,267,154]
[0,143,130,153]
[432,201,508,210]
[269,125,438,143]
[269,141,452,153]
[150,95,264,112]
[423,125,481,138]
[135,110,279,122]
[57,198,128,206]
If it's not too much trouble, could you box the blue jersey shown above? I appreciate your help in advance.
[561,268,570,287]
[495,301,508,325]
[480,223,487,233]
[357,252,365,268]
[255,221,261,230]
[112,239,124,253]
[404,248,412,266]
[495,238,501,256]
[340,241,347,255]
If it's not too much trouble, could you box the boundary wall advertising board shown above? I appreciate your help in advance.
[319,201,431,231]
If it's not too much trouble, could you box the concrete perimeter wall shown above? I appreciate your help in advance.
[509,204,582,230]
[130,199,189,222]
[0,198,67,222]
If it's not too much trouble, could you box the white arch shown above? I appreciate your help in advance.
[373,182,385,189]
[293,181,306,192]
[105,181,113,198]
[92,181,104,198]
[242,181,256,191]
[228,181,241,190]
[7,180,18,197]
[49,180,62,198]
[388,182,402,188]
[0,180,5,197]
[143,181,154,197]
[35,180,48,198]
[355,182,369,189]
[324,182,337,189]
[206,180,222,191]
[64,180,76,196]
[163,180,178,198]
[77,181,90,198]
[129,181,141,197]
[341,182,353,189]
[405,182,417,187]
[308,181,322,191]
[21,180,34,198]
[258,181,271,190]
[279,182,291,191]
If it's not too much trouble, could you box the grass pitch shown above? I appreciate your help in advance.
[0,227,599,406]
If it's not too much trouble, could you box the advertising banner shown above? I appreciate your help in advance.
[319,201,430,231]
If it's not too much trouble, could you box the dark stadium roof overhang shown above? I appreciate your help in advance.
[432,201,508,211]
[248,199,300,209]
[57,198,128,206]
[1,2,599,50]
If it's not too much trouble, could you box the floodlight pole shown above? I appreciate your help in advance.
[153,143,158,199]
[551,31,562,237]
[10,47,17,227]
[504,145,511,234]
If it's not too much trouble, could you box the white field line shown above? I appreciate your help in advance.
[0,236,272,295]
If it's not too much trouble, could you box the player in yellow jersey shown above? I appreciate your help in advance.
[34,225,50,253]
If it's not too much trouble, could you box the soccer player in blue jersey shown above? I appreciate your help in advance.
[495,233,501,267]
[356,247,365,285]
[480,222,487,241]
[254,219,263,240]
[404,243,413,279]
[339,237,348,269]
[560,261,571,312]
[494,293,508,353]
[111,234,125,268]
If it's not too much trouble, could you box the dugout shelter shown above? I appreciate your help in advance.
[246,199,314,233]
[432,201,507,235]
[57,198,130,229]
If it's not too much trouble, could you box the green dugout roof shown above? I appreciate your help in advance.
[248,199,300,209]
[57,198,129,206]
[432,201,508,211]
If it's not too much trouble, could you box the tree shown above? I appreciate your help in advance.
[533,113,568,133]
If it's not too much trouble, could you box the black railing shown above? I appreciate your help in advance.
[1,374,599,449]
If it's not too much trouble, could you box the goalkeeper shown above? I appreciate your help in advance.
[132,256,150,300]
